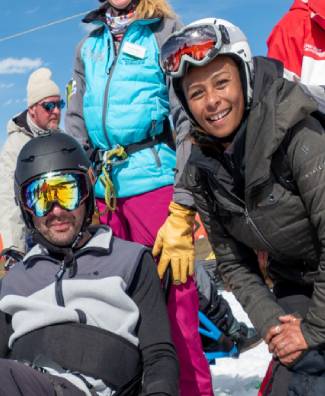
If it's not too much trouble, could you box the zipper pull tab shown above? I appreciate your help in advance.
[68,257,77,278]
[244,208,250,224]
[56,262,66,281]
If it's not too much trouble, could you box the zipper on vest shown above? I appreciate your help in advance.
[102,33,129,147]
[55,261,66,307]
[149,147,162,167]
[149,120,162,167]
[102,75,111,148]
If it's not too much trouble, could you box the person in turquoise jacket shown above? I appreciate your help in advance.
[65,0,213,394]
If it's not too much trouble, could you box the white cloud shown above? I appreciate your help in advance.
[0,58,43,75]
[0,83,14,89]
[2,98,25,107]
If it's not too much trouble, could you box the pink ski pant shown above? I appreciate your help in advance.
[96,185,213,396]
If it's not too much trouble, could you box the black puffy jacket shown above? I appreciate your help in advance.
[180,57,325,347]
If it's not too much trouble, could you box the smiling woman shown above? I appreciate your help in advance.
[162,17,325,396]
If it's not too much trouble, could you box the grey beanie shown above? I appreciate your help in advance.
[27,67,60,107]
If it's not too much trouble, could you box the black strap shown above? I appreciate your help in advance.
[126,120,175,155]
[92,119,175,172]
[126,132,166,155]
[0,248,24,262]
[9,322,142,391]
[271,129,299,195]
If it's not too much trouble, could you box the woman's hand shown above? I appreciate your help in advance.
[265,315,308,366]
[152,202,195,284]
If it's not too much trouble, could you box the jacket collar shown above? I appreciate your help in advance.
[8,110,61,139]
[23,225,113,264]
[7,110,33,138]
[188,143,220,175]
[83,5,159,28]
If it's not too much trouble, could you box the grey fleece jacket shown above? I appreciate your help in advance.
[0,226,178,395]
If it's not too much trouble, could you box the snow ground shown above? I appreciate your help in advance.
[210,292,272,396]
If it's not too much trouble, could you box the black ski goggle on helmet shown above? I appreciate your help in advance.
[20,171,91,217]
[161,23,230,78]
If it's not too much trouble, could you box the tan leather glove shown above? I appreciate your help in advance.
[153,201,196,284]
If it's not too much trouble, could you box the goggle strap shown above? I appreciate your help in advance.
[219,24,230,45]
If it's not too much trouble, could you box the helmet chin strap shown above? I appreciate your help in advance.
[31,228,84,253]
[31,218,89,279]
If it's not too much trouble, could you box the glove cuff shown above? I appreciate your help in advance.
[169,201,196,218]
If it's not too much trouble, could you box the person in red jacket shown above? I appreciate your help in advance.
[267,0,325,85]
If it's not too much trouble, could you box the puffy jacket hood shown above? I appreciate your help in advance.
[242,56,318,191]
[172,76,196,129]
[249,56,316,139]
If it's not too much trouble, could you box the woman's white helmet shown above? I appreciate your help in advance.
[163,18,254,110]
[188,17,254,105]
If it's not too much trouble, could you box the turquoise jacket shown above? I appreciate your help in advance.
[65,10,185,199]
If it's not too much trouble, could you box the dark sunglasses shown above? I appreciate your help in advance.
[41,99,65,112]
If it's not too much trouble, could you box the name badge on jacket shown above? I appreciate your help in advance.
[122,42,146,59]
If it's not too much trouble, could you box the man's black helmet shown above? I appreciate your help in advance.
[15,131,95,230]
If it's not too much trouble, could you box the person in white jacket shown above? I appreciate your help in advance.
[0,67,64,253]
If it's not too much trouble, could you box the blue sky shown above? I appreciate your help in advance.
[0,0,293,146]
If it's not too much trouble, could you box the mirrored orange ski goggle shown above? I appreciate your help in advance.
[21,171,90,217]
[161,24,229,77]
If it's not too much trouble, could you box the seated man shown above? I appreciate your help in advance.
[0,131,178,396]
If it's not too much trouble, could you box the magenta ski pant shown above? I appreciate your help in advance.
[96,185,213,396]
